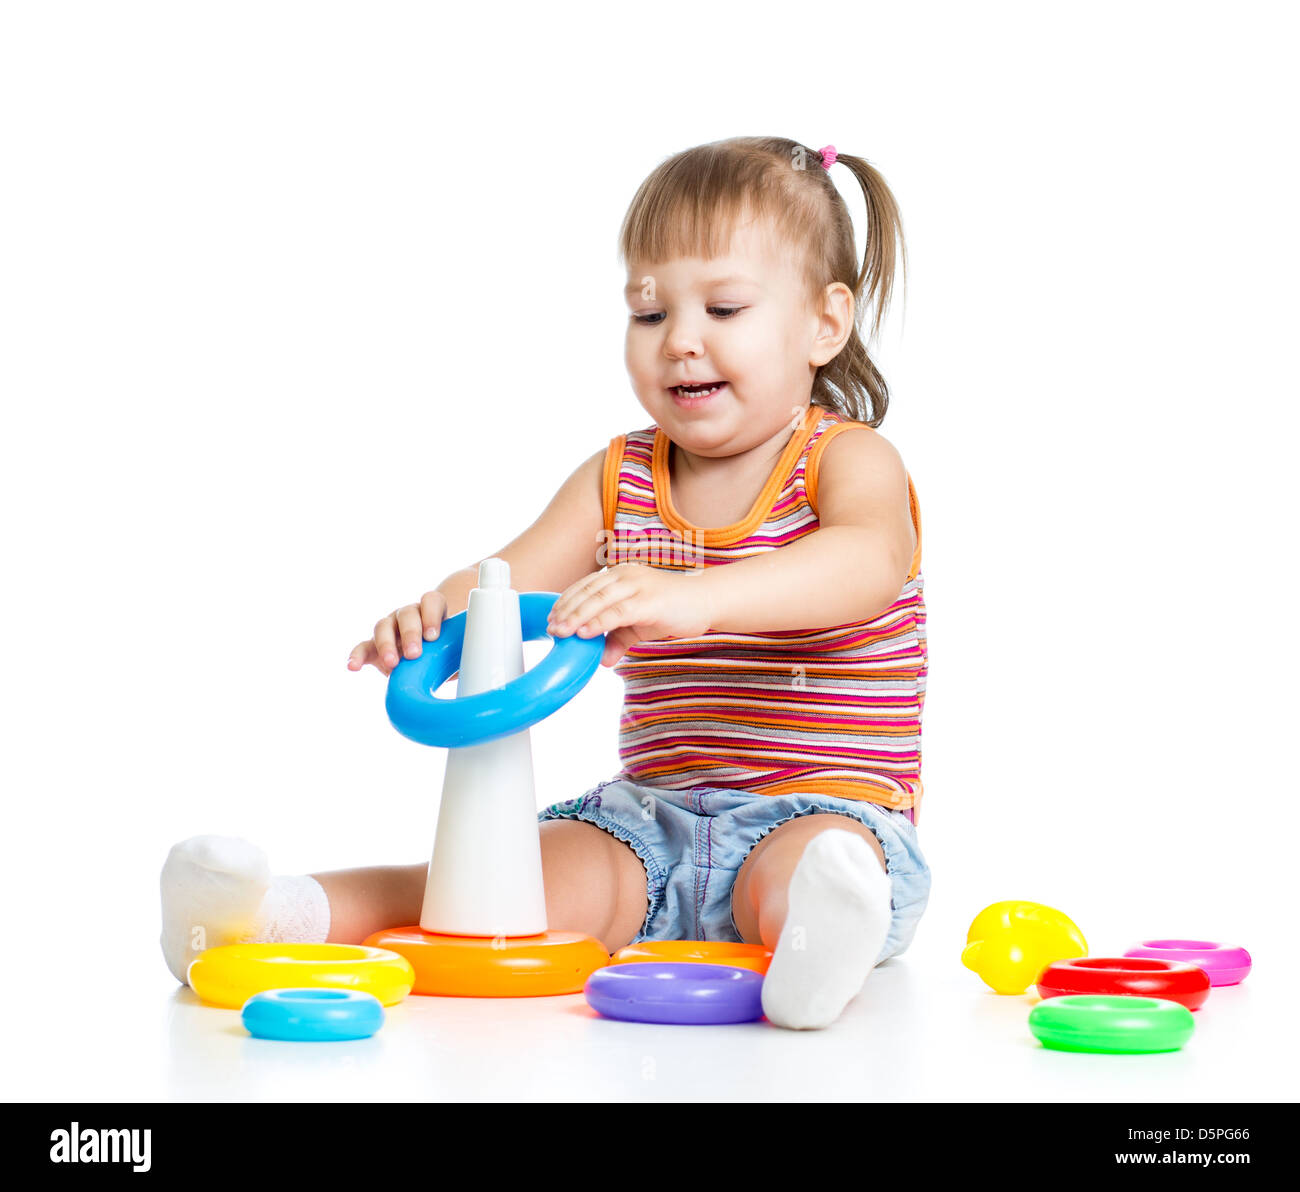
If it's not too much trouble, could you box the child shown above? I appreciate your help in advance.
[161,137,930,1030]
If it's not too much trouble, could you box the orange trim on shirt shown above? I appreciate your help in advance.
[804,420,866,513]
[602,434,627,534]
[804,422,923,584]
[649,404,823,546]
[905,474,922,583]
[750,775,924,808]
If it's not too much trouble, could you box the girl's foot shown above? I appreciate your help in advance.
[760,830,893,1030]
[159,835,329,984]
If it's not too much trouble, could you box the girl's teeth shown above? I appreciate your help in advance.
[678,384,722,396]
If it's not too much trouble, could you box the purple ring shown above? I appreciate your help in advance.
[1123,939,1252,986]
[584,962,765,1025]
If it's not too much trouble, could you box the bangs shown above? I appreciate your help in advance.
[618,143,818,274]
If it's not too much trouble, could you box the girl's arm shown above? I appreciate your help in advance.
[699,428,915,634]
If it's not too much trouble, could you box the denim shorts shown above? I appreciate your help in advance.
[538,777,931,966]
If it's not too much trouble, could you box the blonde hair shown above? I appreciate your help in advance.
[618,136,906,426]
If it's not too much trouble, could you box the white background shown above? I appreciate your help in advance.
[1,1,1296,1102]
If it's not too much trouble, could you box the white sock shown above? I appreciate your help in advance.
[760,829,893,1030]
[159,835,331,985]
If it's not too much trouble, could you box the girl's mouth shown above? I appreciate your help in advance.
[671,381,727,405]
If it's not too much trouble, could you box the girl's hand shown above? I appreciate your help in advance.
[348,591,448,676]
[547,564,713,667]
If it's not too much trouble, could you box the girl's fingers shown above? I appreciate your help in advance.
[395,604,424,658]
[573,607,604,635]
[373,614,400,669]
[582,584,634,632]
[551,574,608,624]
[420,590,446,639]
[347,640,392,675]
[554,578,621,632]
[552,600,595,633]
[356,594,441,675]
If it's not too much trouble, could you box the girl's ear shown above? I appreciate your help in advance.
[810,281,855,367]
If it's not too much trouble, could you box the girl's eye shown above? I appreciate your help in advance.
[631,307,742,325]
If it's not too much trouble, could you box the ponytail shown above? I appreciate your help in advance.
[808,148,906,427]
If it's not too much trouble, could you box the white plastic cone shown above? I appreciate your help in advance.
[418,558,549,937]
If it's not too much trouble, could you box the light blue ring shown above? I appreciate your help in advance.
[385,592,605,748]
[241,988,385,1042]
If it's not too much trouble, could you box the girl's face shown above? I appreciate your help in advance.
[624,213,850,457]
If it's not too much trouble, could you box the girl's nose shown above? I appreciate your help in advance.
[662,320,704,359]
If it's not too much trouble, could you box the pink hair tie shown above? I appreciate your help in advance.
[818,144,838,170]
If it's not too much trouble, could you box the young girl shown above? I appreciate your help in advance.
[160,136,930,1030]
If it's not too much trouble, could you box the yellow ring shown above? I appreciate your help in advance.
[188,943,415,1009]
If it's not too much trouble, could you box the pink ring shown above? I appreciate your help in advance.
[1123,939,1252,986]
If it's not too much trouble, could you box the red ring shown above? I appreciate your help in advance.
[1036,956,1211,1011]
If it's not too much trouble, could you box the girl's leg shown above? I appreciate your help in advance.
[161,821,649,983]
[315,819,649,952]
[537,819,650,952]
[312,862,427,944]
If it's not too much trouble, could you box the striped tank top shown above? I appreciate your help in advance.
[600,403,928,823]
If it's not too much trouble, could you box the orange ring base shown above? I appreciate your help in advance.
[610,940,773,975]
[362,926,609,997]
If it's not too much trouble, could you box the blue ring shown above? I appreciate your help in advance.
[241,988,385,1042]
[385,592,605,748]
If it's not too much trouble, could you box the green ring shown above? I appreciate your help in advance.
[1028,994,1195,1054]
